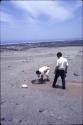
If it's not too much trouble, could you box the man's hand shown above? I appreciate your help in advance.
[65,66,68,74]
[64,70,67,77]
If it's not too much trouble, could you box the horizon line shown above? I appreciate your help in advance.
[0,39,83,46]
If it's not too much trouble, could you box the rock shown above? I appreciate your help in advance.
[1,117,5,121]
[8,66,11,68]
[19,120,22,123]
[73,73,79,76]
[22,70,24,72]
[39,108,45,113]
[11,84,14,87]
[16,103,19,105]
[21,84,28,88]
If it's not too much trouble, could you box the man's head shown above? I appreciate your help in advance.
[36,70,41,77]
[57,52,62,58]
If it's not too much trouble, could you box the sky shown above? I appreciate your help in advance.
[0,0,83,44]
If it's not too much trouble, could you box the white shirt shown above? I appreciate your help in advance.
[56,57,68,70]
[39,66,50,75]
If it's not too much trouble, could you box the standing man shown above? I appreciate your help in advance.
[52,52,68,89]
[36,66,50,81]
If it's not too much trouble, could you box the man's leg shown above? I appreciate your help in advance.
[52,70,59,88]
[60,70,65,89]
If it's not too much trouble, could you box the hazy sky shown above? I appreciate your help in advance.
[0,0,83,44]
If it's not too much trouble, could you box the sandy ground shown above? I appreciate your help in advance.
[1,46,83,125]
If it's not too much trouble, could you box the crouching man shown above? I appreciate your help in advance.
[36,66,50,82]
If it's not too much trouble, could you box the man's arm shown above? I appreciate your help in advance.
[54,59,60,74]
[65,60,68,73]
[65,66,68,73]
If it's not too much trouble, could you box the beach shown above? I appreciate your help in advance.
[1,46,83,125]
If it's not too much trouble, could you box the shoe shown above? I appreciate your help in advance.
[52,85,56,88]
[62,87,65,89]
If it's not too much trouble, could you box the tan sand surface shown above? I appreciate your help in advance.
[1,46,83,125]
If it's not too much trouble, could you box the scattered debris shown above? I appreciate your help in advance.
[21,84,28,88]
[1,117,5,121]
[22,70,24,72]
[19,120,22,123]
[11,84,14,87]
[39,108,45,113]
[22,60,25,62]
[16,103,19,105]
[73,73,79,76]
[8,66,11,68]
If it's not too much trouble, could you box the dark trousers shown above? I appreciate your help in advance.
[52,69,66,89]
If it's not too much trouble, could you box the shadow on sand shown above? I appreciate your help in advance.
[54,84,63,89]
[31,79,49,84]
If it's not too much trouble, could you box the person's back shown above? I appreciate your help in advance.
[57,56,68,71]
[36,66,50,81]
[39,66,50,74]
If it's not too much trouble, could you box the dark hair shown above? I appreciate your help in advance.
[36,70,41,75]
[57,52,62,57]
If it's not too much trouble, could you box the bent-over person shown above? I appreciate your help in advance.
[36,66,50,81]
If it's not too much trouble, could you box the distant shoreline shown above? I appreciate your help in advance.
[0,40,83,52]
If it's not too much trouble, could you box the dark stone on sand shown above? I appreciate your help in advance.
[73,73,79,76]
[13,118,21,124]
[11,84,14,87]
[19,120,22,123]
[1,117,5,121]
[39,108,45,113]
[8,66,11,68]
[22,70,25,72]
[16,103,19,105]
